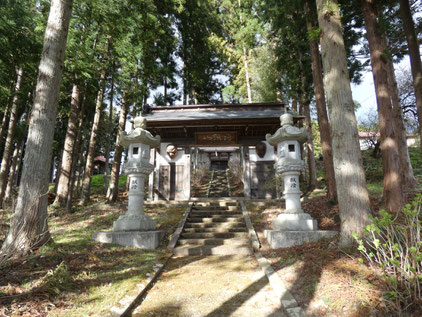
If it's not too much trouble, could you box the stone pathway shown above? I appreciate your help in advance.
[208,170,230,197]
[132,255,287,317]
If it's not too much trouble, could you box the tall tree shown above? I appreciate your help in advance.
[386,57,418,189]
[53,83,81,206]
[399,0,422,145]
[361,0,404,212]
[0,0,73,260]
[80,63,107,205]
[106,91,128,202]
[0,68,24,207]
[316,0,372,246]
[305,0,337,201]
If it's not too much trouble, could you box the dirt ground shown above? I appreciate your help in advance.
[132,255,287,317]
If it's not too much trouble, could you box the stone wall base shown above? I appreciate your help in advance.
[264,230,337,249]
[92,230,164,249]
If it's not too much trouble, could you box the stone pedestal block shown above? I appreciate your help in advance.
[264,230,337,249]
[92,230,164,249]
[113,214,157,231]
[273,213,317,231]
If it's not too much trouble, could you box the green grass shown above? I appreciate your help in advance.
[363,146,422,194]
[90,174,128,194]
[366,182,383,196]
[0,201,186,316]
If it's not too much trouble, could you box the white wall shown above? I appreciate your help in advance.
[249,141,275,162]
[158,142,186,165]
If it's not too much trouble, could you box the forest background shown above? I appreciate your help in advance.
[0,0,422,314]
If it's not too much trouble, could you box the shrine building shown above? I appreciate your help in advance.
[143,102,302,200]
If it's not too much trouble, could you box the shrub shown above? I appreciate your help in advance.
[191,166,209,188]
[354,194,422,312]
[38,261,74,297]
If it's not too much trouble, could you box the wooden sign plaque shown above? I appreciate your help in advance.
[195,131,237,145]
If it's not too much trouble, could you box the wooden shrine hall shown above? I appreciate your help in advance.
[143,102,300,200]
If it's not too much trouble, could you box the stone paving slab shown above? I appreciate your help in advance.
[132,255,287,317]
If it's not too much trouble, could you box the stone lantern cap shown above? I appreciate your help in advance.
[120,116,161,148]
[265,113,308,146]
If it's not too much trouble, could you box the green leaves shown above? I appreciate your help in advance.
[354,193,422,310]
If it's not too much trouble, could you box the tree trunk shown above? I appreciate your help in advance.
[0,68,24,208]
[103,74,114,194]
[0,104,10,152]
[15,139,25,187]
[66,92,86,212]
[0,80,17,152]
[242,46,252,103]
[306,0,337,201]
[53,150,62,194]
[399,0,422,145]
[163,74,168,103]
[53,83,81,206]
[386,57,417,190]
[107,91,128,202]
[303,101,318,191]
[316,0,372,246]
[361,0,404,213]
[298,56,317,190]
[5,140,23,203]
[237,0,252,103]
[0,0,73,261]
[80,69,107,205]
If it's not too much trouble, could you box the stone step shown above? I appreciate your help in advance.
[177,238,250,246]
[181,232,248,239]
[192,205,239,211]
[187,217,244,223]
[189,214,243,220]
[173,245,252,256]
[183,227,247,233]
[194,201,238,207]
[190,210,242,216]
[184,222,246,229]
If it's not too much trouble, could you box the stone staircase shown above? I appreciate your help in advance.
[208,170,230,197]
[173,200,253,256]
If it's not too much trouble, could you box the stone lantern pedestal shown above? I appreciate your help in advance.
[92,116,164,249]
[263,113,337,249]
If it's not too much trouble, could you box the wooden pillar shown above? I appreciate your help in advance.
[184,152,191,200]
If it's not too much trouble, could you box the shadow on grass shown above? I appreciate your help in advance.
[259,233,388,315]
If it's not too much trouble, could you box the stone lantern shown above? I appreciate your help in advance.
[263,113,337,248]
[92,116,164,249]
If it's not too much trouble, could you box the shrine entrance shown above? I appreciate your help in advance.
[143,102,302,200]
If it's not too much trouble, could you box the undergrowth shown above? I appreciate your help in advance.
[354,193,422,313]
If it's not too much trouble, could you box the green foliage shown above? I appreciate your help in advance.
[249,44,280,102]
[307,26,322,42]
[311,120,322,158]
[320,0,341,17]
[39,261,74,297]
[354,194,422,312]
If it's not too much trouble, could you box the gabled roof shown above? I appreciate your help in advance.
[143,103,303,146]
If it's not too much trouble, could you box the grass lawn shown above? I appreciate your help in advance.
[0,199,186,316]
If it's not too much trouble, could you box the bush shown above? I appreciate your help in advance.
[354,194,422,312]
[191,166,209,188]
[38,261,74,298]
